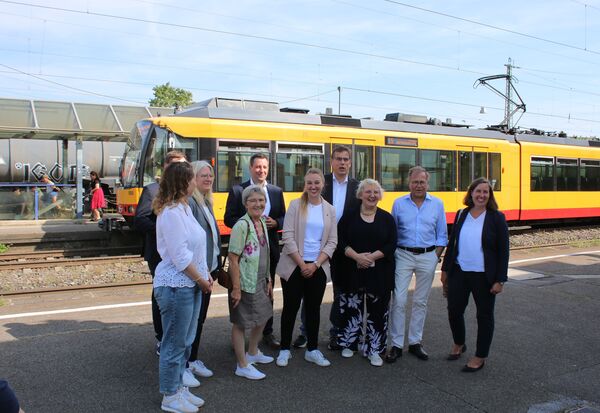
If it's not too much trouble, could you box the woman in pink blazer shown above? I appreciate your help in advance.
[275,168,338,368]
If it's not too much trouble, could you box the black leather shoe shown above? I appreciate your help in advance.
[262,334,280,349]
[385,346,402,363]
[293,334,307,348]
[327,336,341,351]
[408,343,429,360]
[446,344,467,361]
[461,360,485,372]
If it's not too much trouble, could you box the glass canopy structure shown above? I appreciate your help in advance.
[0,98,172,142]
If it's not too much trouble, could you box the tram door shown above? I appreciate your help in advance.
[329,138,375,181]
[457,146,488,192]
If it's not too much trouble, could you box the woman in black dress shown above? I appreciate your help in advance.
[337,179,397,367]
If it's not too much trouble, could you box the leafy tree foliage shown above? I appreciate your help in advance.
[149,82,193,108]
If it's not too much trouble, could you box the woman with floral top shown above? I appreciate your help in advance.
[227,185,274,380]
[336,179,397,367]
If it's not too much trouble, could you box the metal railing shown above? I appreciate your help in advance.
[0,183,77,220]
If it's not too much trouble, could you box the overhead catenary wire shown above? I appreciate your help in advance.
[381,0,600,55]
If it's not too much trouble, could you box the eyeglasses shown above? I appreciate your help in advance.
[198,174,213,179]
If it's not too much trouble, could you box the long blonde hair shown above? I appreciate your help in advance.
[300,167,325,217]
[190,160,214,208]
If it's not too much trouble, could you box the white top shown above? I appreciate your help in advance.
[303,203,324,261]
[154,202,209,288]
[332,175,348,223]
[202,203,220,272]
[251,178,271,217]
[457,210,486,272]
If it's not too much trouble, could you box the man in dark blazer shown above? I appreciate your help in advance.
[293,145,360,350]
[134,150,187,354]
[224,153,286,349]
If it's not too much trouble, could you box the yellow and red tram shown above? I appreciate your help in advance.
[116,98,600,234]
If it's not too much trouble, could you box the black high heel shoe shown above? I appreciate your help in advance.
[446,344,467,361]
[461,360,485,372]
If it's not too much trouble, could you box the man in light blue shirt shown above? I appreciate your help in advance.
[386,166,447,363]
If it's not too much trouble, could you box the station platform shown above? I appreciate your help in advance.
[1,246,599,412]
[0,215,139,250]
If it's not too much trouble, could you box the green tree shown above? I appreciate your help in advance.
[149,82,193,108]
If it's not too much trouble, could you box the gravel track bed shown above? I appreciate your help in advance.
[1,227,600,294]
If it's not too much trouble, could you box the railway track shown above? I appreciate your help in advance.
[0,254,143,271]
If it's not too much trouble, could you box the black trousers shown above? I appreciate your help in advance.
[280,266,327,351]
[149,260,163,342]
[188,290,211,363]
[447,265,496,358]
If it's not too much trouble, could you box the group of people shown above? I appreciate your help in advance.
[135,146,510,413]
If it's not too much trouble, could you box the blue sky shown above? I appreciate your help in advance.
[1,0,600,137]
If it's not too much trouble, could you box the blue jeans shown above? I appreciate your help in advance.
[154,286,202,394]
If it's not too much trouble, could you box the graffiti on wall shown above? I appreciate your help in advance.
[14,162,91,183]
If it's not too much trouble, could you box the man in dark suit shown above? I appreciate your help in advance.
[134,150,187,355]
[224,153,286,349]
[293,145,360,350]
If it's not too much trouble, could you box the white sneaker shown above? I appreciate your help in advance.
[189,360,213,378]
[161,389,199,413]
[182,368,200,388]
[276,350,292,367]
[246,350,274,364]
[341,348,354,358]
[235,363,266,380]
[181,386,205,408]
[304,349,331,367]
[368,353,384,367]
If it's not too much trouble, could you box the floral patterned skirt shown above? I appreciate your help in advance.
[337,291,390,356]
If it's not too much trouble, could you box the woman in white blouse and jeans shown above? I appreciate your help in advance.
[152,161,212,413]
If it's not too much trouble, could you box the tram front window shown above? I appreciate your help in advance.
[121,121,150,188]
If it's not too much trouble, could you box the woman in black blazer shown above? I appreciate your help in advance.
[441,177,509,372]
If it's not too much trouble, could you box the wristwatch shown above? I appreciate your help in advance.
[499,282,505,286]
[314,261,321,269]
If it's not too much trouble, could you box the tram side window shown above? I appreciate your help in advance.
[380,148,416,191]
[216,142,271,192]
[488,153,502,191]
[420,150,455,191]
[276,143,324,191]
[353,145,374,181]
[580,159,600,191]
[530,157,554,191]
[143,129,198,187]
[556,158,578,191]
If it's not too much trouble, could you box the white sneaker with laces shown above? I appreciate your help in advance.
[246,350,274,364]
[276,350,292,367]
[368,353,384,367]
[189,360,213,378]
[182,368,200,388]
[161,389,199,413]
[304,349,331,367]
[235,363,266,380]
[181,386,205,408]
[341,348,354,358]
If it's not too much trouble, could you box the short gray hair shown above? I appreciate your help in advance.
[356,178,384,199]
[408,166,429,180]
[242,185,266,205]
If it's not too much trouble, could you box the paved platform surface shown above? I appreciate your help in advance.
[0,215,138,248]
[1,246,600,412]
